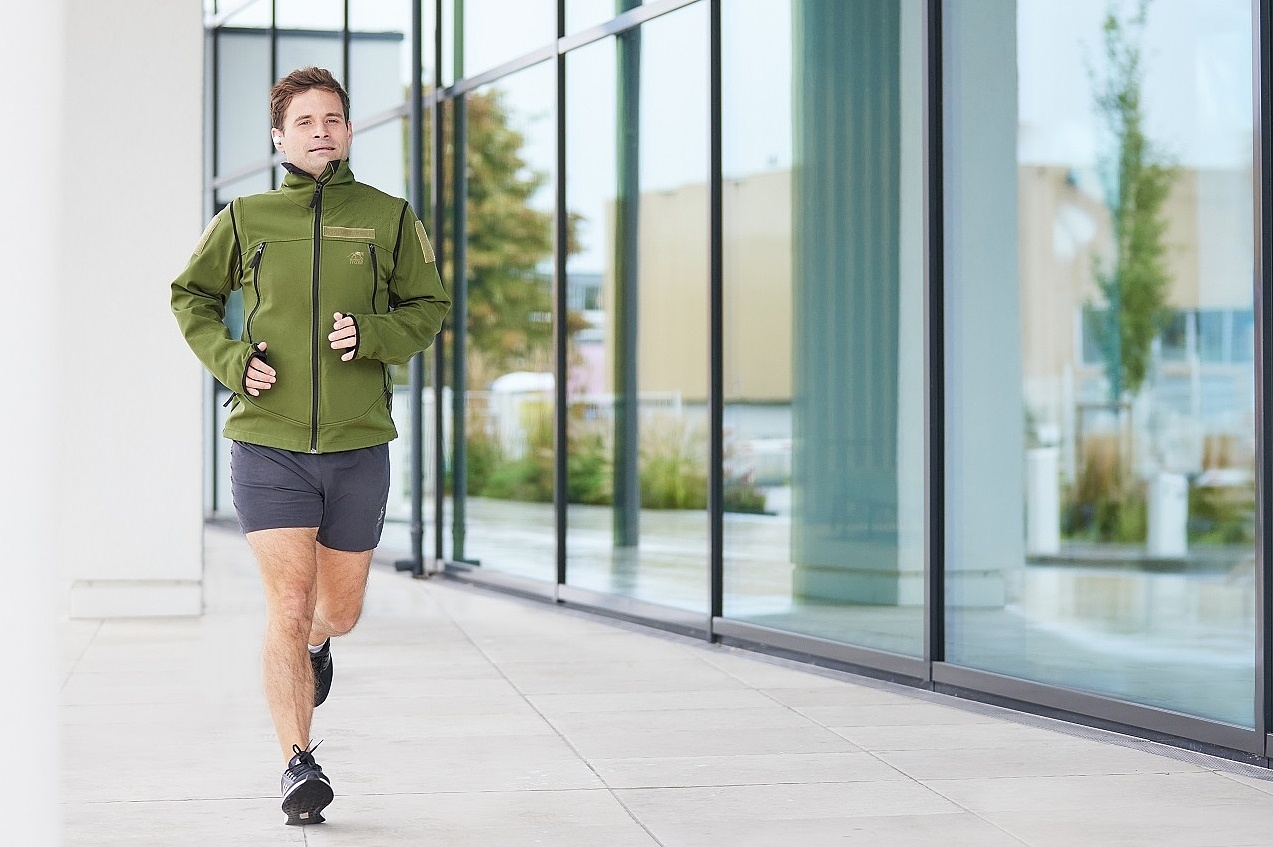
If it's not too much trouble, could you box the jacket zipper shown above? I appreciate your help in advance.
[225,241,268,411]
[370,243,391,411]
[369,243,379,314]
[309,180,325,453]
[245,241,267,345]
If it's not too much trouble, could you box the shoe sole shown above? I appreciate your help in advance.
[282,777,333,826]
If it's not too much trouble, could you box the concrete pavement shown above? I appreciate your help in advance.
[58,522,1273,846]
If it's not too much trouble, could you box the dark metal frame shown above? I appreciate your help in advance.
[707,0,724,629]
[553,0,569,591]
[1255,0,1272,758]
[923,0,945,674]
[393,0,429,578]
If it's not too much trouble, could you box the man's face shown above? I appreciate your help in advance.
[273,88,352,178]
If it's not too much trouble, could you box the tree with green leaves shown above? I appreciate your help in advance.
[1090,0,1177,403]
[432,88,582,388]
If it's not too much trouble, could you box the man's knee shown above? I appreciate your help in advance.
[320,603,363,637]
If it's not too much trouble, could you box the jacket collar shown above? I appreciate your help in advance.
[280,159,355,207]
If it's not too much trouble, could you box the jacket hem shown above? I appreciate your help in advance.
[223,426,396,454]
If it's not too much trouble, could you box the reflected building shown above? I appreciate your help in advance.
[204,0,1271,763]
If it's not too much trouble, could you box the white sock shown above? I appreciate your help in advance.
[308,639,328,654]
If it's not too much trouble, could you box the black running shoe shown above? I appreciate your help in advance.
[311,639,333,708]
[280,742,333,826]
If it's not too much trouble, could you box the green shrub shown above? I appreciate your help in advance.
[639,422,708,510]
[723,474,768,514]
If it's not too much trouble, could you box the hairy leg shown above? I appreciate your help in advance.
[247,526,321,761]
[309,544,374,645]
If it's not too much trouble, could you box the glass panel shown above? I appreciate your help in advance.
[459,0,555,79]
[720,0,926,656]
[944,0,1256,725]
[380,349,439,548]
[450,61,557,581]
[564,4,710,613]
[276,0,343,31]
[567,0,644,35]
[351,117,408,198]
[349,0,420,107]
[214,170,273,207]
[215,29,272,175]
[441,3,456,87]
[277,32,344,86]
[218,0,272,27]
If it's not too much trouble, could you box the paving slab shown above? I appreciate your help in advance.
[55,523,1273,846]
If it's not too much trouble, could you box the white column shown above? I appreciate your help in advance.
[0,2,65,839]
[60,0,206,618]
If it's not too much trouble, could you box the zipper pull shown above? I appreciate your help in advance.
[250,241,266,268]
[310,181,324,210]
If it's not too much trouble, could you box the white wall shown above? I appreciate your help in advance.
[60,0,206,617]
[0,1,66,837]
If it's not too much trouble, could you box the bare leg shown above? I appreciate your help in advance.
[247,527,322,761]
[309,544,374,645]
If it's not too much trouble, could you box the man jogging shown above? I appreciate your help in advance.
[171,66,450,827]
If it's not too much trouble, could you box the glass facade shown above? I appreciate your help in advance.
[721,0,927,656]
[943,0,1257,728]
[205,0,1273,761]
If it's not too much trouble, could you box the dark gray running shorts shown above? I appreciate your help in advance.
[229,441,390,552]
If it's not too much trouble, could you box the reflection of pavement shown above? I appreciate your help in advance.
[381,497,795,615]
[381,495,1258,728]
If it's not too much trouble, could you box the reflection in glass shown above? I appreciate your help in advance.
[382,347,439,547]
[459,0,555,79]
[351,118,408,203]
[720,0,926,657]
[276,0,343,31]
[449,61,557,582]
[944,0,1255,725]
[278,31,343,85]
[566,0,644,35]
[564,5,709,613]
[215,30,272,174]
[349,0,419,107]
[217,0,272,28]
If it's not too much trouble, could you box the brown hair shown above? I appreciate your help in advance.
[269,67,350,130]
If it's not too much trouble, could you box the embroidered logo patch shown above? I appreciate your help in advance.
[348,251,365,265]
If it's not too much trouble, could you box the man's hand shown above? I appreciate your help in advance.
[245,341,276,396]
[329,312,357,362]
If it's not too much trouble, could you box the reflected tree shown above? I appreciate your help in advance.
[1089,0,1177,403]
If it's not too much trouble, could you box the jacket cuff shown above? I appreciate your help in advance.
[348,314,360,360]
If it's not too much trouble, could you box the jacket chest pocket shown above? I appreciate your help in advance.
[324,239,385,314]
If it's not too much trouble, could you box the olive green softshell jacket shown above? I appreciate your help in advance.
[171,159,451,453]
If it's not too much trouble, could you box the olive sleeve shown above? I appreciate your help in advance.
[169,205,258,392]
[351,206,451,366]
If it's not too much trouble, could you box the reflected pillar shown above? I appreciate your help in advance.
[943,0,1021,607]
[790,0,911,604]
[613,18,642,549]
